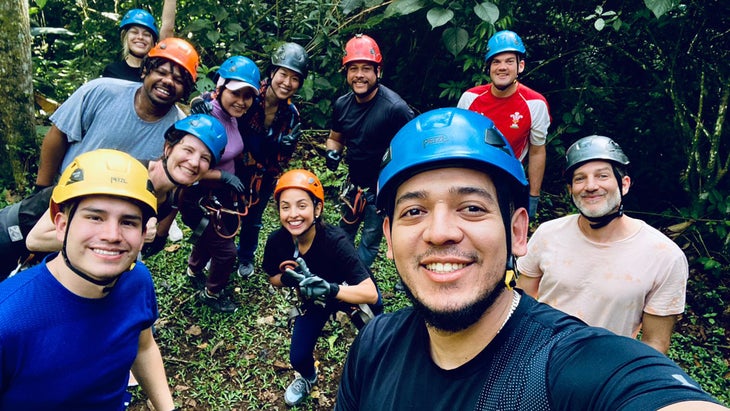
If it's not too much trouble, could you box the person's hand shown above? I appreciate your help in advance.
[298,275,340,300]
[220,171,246,193]
[281,268,306,288]
[279,123,301,157]
[190,96,213,115]
[528,195,539,219]
[325,150,342,171]
[142,234,168,258]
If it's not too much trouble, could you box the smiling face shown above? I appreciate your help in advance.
[488,52,524,91]
[346,62,379,99]
[269,67,301,101]
[142,61,187,107]
[219,86,255,118]
[570,160,629,218]
[383,167,527,331]
[277,188,322,240]
[164,134,214,186]
[124,25,155,58]
[55,195,145,282]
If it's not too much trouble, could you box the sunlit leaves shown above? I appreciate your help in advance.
[473,1,499,24]
[426,8,454,29]
[644,0,679,18]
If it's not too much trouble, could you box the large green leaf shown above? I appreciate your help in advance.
[473,1,499,24]
[426,8,454,29]
[442,27,468,57]
[340,0,364,16]
[384,0,426,18]
[644,0,678,18]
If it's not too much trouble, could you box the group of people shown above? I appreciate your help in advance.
[0,7,726,409]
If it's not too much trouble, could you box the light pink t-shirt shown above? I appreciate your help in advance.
[517,214,688,337]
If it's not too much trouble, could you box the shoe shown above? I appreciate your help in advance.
[198,288,238,313]
[186,267,206,290]
[236,261,254,279]
[284,374,316,407]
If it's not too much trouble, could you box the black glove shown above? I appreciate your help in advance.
[281,268,306,288]
[190,96,213,115]
[279,123,301,157]
[325,150,342,171]
[142,234,168,258]
[220,171,246,193]
[299,275,340,300]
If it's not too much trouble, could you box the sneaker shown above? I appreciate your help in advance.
[284,374,316,407]
[198,288,238,313]
[186,267,206,290]
[236,261,254,279]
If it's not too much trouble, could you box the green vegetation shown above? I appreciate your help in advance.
[1,0,726,408]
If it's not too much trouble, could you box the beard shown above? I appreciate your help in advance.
[573,186,622,218]
[402,275,506,333]
[353,80,379,99]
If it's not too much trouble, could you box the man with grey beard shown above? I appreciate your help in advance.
[517,135,687,354]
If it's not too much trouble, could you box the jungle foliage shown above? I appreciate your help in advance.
[3,0,728,407]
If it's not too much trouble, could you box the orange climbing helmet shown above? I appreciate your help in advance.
[274,169,325,204]
[342,34,382,66]
[148,37,200,81]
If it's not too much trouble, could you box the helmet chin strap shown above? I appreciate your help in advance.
[61,204,131,293]
[162,156,185,186]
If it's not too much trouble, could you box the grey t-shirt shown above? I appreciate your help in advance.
[50,77,184,172]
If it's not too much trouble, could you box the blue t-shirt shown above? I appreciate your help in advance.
[0,255,158,410]
[50,77,184,172]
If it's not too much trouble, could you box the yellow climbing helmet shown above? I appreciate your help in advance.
[50,149,157,220]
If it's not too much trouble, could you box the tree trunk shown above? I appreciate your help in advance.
[0,0,36,192]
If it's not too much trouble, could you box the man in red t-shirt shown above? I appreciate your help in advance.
[458,30,550,218]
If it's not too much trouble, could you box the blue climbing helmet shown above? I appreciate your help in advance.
[165,114,228,167]
[217,56,261,95]
[485,30,526,62]
[120,9,159,41]
[377,108,528,285]
[377,107,527,212]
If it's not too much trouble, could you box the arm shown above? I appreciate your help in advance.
[516,275,541,299]
[131,327,175,411]
[527,143,546,197]
[158,0,176,40]
[659,402,728,410]
[640,313,677,354]
[326,130,345,153]
[26,211,61,252]
[36,125,69,187]
[335,277,378,305]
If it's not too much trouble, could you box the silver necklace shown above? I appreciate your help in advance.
[497,290,521,333]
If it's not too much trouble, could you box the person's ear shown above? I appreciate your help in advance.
[54,211,69,243]
[510,207,529,257]
[517,59,525,75]
[383,216,394,260]
[621,175,631,196]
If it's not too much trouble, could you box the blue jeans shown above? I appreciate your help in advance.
[339,202,384,268]
[237,173,276,264]
[290,303,332,380]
